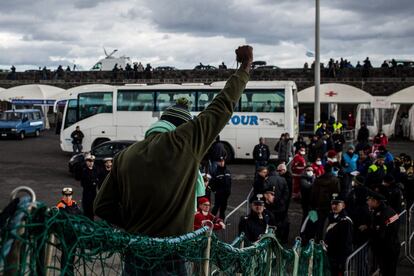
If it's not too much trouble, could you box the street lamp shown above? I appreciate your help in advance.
[314,0,321,129]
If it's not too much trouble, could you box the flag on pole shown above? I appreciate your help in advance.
[306,50,315,58]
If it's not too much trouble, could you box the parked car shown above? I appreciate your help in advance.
[68,140,135,176]
[193,64,217,70]
[0,109,44,140]
[254,65,280,71]
[251,61,267,69]
[154,66,178,71]
[385,59,414,68]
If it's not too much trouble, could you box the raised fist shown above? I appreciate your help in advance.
[235,45,253,65]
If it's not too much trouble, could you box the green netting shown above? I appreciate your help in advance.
[0,197,331,275]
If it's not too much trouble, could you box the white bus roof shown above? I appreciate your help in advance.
[60,81,297,100]
[210,80,296,89]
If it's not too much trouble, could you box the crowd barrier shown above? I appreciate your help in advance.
[345,203,414,275]
[0,186,331,276]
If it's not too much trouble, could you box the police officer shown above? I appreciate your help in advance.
[252,137,270,169]
[80,154,100,220]
[239,194,275,243]
[56,187,81,215]
[266,170,289,243]
[210,157,232,219]
[345,175,371,246]
[263,185,289,244]
[367,190,400,276]
[324,193,353,276]
[98,157,113,190]
[377,174,405,214]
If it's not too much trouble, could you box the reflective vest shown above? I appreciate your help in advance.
[333,122,343,131]
[315,123,322,132]
[368,163,387,173]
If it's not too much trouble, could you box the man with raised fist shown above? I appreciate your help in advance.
[95,46,253,238]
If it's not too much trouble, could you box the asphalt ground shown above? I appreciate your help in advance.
[0,130,413,274]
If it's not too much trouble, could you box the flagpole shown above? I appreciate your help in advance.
[314,0,321,129]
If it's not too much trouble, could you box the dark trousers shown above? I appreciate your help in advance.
[212,191,230,219]
[376,246,400,276]
[341,173,353,198]
[82,192,96,220]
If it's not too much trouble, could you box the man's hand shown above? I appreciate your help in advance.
[235,45,253,73]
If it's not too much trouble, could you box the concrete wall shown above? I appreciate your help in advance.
[1,67,414,96]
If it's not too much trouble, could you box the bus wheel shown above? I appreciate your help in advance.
[222,142,235,163]
[19,132,25,140]
[92,138,109,149]
[35,129,40,137]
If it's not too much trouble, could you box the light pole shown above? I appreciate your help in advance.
[314,0,321,129]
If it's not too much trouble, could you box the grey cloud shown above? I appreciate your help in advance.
[0,0,412,69]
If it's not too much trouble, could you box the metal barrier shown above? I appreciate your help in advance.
[217,200,248,243]
[343,129,356,143]
[344,242,370,276]
[345,204,414,275]
[408,203,414,263]
[399,209,408,259]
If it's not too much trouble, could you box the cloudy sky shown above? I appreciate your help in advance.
[0,0,413,70]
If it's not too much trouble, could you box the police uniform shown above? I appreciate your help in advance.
[210,159,232,219]
[324,194,353,276]
[377,175,405,214]
[239,195,275,243]
[368,191,400,276]
[80,156,100,220]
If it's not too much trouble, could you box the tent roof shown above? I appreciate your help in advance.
[0,84,64,101]
[387,85,414,104]
[298,83,373,103]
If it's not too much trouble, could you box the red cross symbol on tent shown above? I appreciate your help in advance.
[325,91,337,97]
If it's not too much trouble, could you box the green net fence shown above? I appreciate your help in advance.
[0,195,331,276]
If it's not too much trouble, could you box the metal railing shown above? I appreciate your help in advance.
[408,203,414,263]
[216,200,248,243]
[345,203,414,275]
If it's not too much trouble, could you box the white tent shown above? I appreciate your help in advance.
[0,84,65,128]
[298,83,377,134]
[298,83,373,103]
[387,85,414,140]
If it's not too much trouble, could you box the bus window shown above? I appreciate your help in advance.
[197,92,218,111]
[241,90,285,112]
[78,92,113,121]
[117,91,154,111]
[64,99,78,129]
[156,92,196,111]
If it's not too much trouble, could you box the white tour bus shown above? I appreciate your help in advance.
[60,81,298,160]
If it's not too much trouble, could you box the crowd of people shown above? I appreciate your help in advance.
[49,46,412,275]
[242,118,413,275]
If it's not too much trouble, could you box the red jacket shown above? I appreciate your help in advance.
[292,154,306,175]
[373,134,388,147]
[194,211,224,231]
[311,163,325,177]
